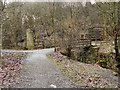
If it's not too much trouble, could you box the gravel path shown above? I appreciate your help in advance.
[10,48,72,88]
[2,49,119,88]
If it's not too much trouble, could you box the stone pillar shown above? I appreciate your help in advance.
[26,29,34,50]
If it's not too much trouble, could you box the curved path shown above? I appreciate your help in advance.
[2,48,71,88]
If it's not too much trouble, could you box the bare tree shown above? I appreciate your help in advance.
[0,0,6,64]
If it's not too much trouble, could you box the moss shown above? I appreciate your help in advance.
[0,86,4,89]
[62,61,67,64]
[113,72,118,76]
[75,79,79,82]
[80,79,83,83]
[59,66,65,70]
[46,54,59,67]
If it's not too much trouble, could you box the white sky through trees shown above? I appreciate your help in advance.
[3,0,120,3]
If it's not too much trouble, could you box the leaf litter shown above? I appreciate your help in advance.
[49,50,119,88]
[0,52,28,88]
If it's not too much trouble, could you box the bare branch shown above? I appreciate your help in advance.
[6,2,25,10]
[0,0,6,12]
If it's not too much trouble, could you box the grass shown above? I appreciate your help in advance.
[46,54,64,70]
[47,54,82,86]
[0,85,4,89]
[47,53,119,88]
[47,54,88,86]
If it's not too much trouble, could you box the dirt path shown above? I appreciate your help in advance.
[9,48,72,88]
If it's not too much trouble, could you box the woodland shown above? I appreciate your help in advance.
[0,1,120,88]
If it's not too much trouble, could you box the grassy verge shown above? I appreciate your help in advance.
[47,54,87,87]
[46,53,118,88]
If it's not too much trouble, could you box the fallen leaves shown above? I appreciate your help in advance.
[49,50,119,88]
[0,52,28,88]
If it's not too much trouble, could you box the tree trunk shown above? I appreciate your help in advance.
[0,12,2,65]
[67,45,72,57]
[115,2,120,74]
[0,0,5,64]
[52,3,56,52]
[114,31,120,68]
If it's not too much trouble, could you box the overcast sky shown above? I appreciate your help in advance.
[4,0,120,4]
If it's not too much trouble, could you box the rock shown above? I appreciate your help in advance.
[50,84,57,88]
